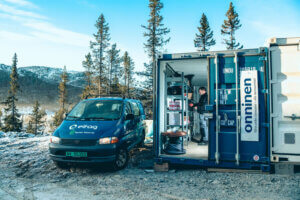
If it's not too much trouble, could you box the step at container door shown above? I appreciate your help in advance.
[270,38,300,157]
[208,49,270,165]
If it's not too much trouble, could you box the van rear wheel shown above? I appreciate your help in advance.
[113,148,128,170]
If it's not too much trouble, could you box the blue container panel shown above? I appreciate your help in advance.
[209,52,269,164]
[219,57,236,84]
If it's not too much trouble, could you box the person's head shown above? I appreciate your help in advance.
[198,87,206,95]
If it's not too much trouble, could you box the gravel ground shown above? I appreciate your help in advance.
[0,133,299,200]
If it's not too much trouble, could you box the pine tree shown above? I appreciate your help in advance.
[194,13,216,51]
[59,66,68,111]
[3,53,22,132]
[123,51,135,97]
[27,101,46,134]
[26,121,34,134]
[221,2,243,50]
[90,14,110,96]
[142,0,170,117]
[53,109,65,128]
[0,109,2,129]
[53,66,68,127]
[81,53,95,99]
[107,43,122,94]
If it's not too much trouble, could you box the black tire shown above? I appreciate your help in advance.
[54,161,70,169]
[113,148,129,170]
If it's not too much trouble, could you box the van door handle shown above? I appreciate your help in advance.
[284,114,300,120]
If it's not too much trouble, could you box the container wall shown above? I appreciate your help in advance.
[155,49,270,170]
[208,49,270,165]
[269,37,300,162]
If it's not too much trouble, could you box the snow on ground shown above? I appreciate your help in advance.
[0,133,299,200]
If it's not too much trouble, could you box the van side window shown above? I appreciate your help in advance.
[131,102,140,116]
[124,102,131,116]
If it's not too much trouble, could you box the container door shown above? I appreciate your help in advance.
[270,38,300,156]
[208,50,269,165]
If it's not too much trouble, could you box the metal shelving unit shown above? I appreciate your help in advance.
[164,72,189,147]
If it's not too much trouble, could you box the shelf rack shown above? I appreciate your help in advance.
[164,72,189,147]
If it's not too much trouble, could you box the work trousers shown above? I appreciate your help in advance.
[200,114,208,141]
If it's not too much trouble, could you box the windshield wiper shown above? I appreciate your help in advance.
[82,117,113,121]
[66,116,81,119]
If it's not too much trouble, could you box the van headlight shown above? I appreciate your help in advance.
[99,137,119,144]
[50,136,61,144]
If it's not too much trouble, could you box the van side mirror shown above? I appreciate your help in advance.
[64,112,69,118]
[125,113,134,120]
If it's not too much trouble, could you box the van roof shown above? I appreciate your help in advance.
[85,97,140,102]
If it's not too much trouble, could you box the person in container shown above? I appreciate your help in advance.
[193,87,208,144]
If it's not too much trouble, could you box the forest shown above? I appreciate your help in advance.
[0,1,243,134]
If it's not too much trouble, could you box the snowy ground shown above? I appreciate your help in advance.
[0,133,299,200]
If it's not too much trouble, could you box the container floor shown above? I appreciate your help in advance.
[161,141,208,159]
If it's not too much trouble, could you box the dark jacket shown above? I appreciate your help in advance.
[194,93,208,114]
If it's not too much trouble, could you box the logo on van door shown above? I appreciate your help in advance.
[240,70,259,141]
[69,124,98,130]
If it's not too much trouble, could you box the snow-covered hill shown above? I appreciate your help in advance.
[0,64,84,107]
[0,64,85,88]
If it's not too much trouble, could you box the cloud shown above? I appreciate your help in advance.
[0,12,24,21]
[0,30,34,40]
[0,1,91,48]
[249,20,300,40]
[0,3,45,19]
[2,0,37,8]
[24,22,92,47]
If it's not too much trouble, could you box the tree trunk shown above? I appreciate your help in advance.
[109,63,112,94]
[230,30,233,49]
[35,114,37,135]
[12,96,15,130]
[99,45,103,96]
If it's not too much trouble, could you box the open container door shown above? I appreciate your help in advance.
[269,37,300,163]
[156,56,210,161]
[208,49,270,170]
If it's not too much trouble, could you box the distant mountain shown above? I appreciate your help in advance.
[0,64,85,109]
[0,64,85,87]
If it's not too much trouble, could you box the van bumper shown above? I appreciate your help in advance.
[49,143,117,163]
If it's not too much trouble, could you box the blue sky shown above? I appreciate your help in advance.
[0,0,299,72]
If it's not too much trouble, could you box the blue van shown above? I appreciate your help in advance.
[49,97,146,170]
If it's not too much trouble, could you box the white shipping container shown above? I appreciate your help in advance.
[269,37,300,163]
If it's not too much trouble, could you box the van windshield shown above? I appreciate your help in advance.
[66,100,123,121]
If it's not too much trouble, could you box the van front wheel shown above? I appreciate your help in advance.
[54,161,69,169]
[113,148,128,170]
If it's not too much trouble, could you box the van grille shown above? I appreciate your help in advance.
[61,139,97,146]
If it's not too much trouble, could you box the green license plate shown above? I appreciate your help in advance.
[65,152,87,157]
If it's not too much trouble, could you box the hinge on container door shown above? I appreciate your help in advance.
[261,89,268,94]
[261,123,270,128]
[259,56,267,61]
[258,47,267,54]
[270,113,279,118]
[214,54,218,65]
[234,52,238,63]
